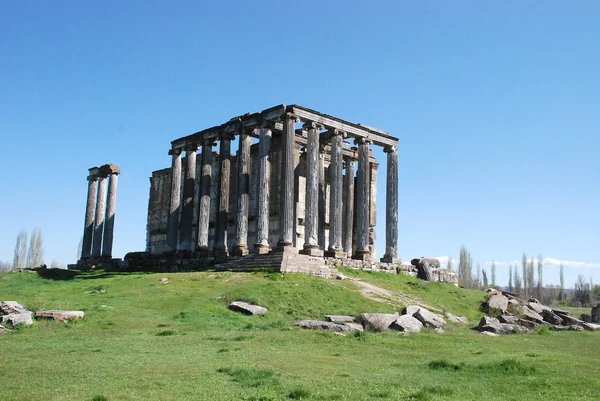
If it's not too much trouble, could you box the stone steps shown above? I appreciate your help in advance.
[211,247,339,277]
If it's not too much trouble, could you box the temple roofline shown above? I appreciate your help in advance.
[170,104,398,150]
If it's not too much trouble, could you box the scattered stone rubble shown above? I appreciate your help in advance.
[35,310,85,322]
[477,291,600,335]
[1,301,86,331]
[227,301,268,315]
[292,306,467,334]
[1,301,33,327]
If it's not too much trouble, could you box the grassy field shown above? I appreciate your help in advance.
[1,268,599,400]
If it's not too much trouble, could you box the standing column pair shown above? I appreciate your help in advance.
[81,163,120,260]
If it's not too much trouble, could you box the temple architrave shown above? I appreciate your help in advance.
[145,104,401,275]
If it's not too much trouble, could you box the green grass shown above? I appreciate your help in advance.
[1,268,599,400]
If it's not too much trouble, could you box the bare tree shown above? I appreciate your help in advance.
[25,228,44,268]
[0,261,12,272]
[527,259,535,299]
[482,267,489,288]
[536,254,543,300]
[77,237,83,261]
[458,246,472,287]
[559,262,565,301]
[50,260,66,270]
[491,260,496,286]
[514,265,522,296]
[522,253,528,298]
[12,229,28,270]
[508,264,513,292]
[574,274,590,306]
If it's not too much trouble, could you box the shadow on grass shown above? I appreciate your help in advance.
[36,268,154,281]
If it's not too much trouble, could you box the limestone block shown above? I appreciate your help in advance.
[228,301,267,315]
[35,310,85,322]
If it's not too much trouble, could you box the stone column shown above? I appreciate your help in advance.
[92,170,108,257]
[233,132,251,256]
[81,167,100,259]
[381,146,399,263]
[368,161,378,260]
[214,135,232,257]
[197,139,214,255]
[342,158,355,256]
[102,164,120,258]
[179,143,197,252]
[300,122,323,256]
[325,131,345,257]
[277,113,296,247]
[254,126,272,254]
[166,148,182,252]
[318,151,326,250]
[353,138,371,260]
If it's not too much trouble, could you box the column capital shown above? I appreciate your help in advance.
[87,166,101,180]
[384,145,398,153]
[285,112,299,122]
[168,147,183,156]
[220,132,236,141]
[302,121,324,131]
[354,137,372,145]
[184,143,199,152]
[101,163,120,176]
[331,128,346,137]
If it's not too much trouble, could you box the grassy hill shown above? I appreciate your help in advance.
[1,268,599,400]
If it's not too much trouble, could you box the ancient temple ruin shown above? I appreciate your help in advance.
[144,104,403,275]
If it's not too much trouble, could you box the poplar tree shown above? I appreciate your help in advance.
[508,264,513,292]
[514,265,522,295]
[522,253,528,298]
[559,263,565,301]
[536,254,543,300]
[12,229,28,270]
[491,260,496,286]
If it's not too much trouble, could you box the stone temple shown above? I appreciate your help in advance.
[78,104,456,282]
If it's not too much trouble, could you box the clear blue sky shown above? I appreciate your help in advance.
[1,1,598,287]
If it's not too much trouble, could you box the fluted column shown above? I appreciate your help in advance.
[179,143,197,252]
[278,113,296,247]
[197,139,214,255]
[92,170,108,257]
[353,138,371,260]
[325,130,345,257]
[166,148,182,252]
[233,132,251,256]
[342,158,355,256]
[300,122,323,256]
[214,135,232,257]
[254,126,272,254]
[102,164,120,258]
[81,166,100,259]
[381,145,399,263]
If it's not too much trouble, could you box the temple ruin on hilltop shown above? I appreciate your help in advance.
[76,104,456,282]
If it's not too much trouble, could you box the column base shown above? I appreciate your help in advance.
[352,250,371,261]
[231,244,249,257]
[213,246,229,258]
[380,255,402,264]
[276,240,293,247]
[195,247,211,258]
[300,246,324,257]
[253,243,271,254]
[324,249,348,258]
